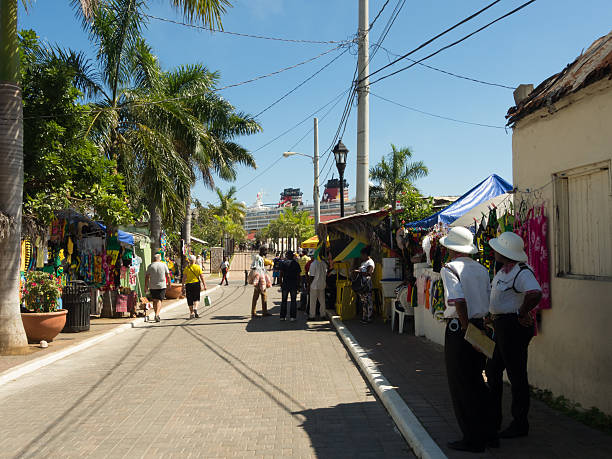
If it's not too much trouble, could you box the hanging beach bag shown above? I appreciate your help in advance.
[248,268,257,285]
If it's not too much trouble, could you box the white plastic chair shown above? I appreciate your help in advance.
[391,286,410,333]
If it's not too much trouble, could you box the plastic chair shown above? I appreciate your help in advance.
[391,286,410,333]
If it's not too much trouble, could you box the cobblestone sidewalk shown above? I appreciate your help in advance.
[0,285,413,458]
[343,317,612,459]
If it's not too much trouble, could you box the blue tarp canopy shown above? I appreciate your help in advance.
[406,174,513,228]
[96,222,135,246]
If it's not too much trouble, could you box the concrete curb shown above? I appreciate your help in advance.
[329,314,447,459]
[0,285,220,387]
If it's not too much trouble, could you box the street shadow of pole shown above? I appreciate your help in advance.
[13,325,179,458]
[180,327,412,458]
[291,402,413,458]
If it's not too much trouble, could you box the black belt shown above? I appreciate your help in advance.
[491,313,518,320]
[445,317,485,332]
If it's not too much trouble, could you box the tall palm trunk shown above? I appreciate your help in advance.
[181,195,192,279]
[0,0,28,353]
[149,206,162,257]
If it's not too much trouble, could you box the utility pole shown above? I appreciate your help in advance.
[313,117,320,230]
[356,0,370,213]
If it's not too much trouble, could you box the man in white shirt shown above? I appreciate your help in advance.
[486,232,542,439]
[307,252,328,321]
[145,253,171,323]
[439,227,495,453]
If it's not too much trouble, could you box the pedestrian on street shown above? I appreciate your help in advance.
[353,247,375,324]
[182,254,207,319]
[251,246,271,318]
[297,249,311,310]
[219,256,230,286]
[486,231,542,439]
[439,227,496,453]
[272,253,281,285]
[307,250,328,321]
[279,250,301,321]
[144,253,171,322]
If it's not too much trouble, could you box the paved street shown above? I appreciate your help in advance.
[0,281,412,458]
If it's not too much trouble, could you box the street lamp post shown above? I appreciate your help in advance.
[283,139,320,229]
[333,141,348,217]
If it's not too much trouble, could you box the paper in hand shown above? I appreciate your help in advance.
[464,323,496,359]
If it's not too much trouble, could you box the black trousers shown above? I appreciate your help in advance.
[445,319,493,447]
[281,288,297,319]
[299,275,309,309]
[485,315,534,432]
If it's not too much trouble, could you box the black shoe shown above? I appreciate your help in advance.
[306,317,316,322]
[194,311,199,318]
[447,440,485,453]
[499,425,528,439]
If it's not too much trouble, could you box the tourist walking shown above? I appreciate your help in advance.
[439,227,495,453]
[486,232,542,439]
[272,253,281,285]
[307,251,328,321]
[297,249,311,310]
[251,246,271,318]
[353,247,375,324]
[182,254,207,319]
[144,253,171,322]
[279,250,301,321]
[219,256,230,286]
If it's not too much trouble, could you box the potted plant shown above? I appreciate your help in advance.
[20,271,67,343]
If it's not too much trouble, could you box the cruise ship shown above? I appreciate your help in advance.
[244,179,356,232]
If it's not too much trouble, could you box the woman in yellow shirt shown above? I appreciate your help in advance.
[182,255,207,319]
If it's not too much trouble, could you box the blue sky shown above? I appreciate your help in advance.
[19,0,612,208]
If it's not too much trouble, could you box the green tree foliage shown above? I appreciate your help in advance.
[260,207,314,251]
[19,30,131,225]
[396,185,434,225]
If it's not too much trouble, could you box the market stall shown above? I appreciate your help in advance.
[317,209,404,320]
[19,210,153,329]
[401,175,515,344]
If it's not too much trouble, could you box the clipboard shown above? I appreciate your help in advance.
[464,323,495,359]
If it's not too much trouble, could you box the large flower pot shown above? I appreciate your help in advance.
[165,283,183,300]
[21,310,68,343]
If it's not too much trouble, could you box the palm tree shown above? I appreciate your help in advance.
[209,186,246,253]
[370,144,429,221]
[0,0,230,354]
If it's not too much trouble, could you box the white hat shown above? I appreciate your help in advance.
[439,227,478,255]
[489,231,527,262]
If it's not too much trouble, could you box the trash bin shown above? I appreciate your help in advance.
[62,281,91,332]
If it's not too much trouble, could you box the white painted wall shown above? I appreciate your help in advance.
[512,79,612,415]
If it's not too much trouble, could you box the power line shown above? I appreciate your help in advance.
[375,44,516,89]
[371,92,506,129]
[369,0,538,87]
[250,89,350,155]
[358,0,504,84]
[368,0,391,31]
[254,46,350,118]
[236,88,353,192]
[14,45,346,122]
[143,13,352,45]
[321,0,406,177]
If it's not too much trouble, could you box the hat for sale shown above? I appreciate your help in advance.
[439,227,478,255]
[489,231,528,262]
